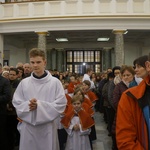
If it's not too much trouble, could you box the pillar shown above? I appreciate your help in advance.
[57,49,64,72]
[113,29,127,66]
[102,48,111,70]
[36,31,47,57]
[46,49,52,69]
[0,34,4,65]
[111,48,115,68]
[51,48,57,70]
[63,49,66,72]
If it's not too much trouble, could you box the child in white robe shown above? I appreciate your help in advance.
[61,94,94,150]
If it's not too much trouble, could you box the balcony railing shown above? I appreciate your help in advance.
[0,0,60,3]
[0,0,150,22]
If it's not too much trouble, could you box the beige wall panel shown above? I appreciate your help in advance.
[99,0,111,13]
[116,0,128,13]
[82,0,94,14]
[133,0,145,13]
[0,6,4,18]
[49,2,61,15]
[18,4,28,16]
[66,1,77,14]
[33,3,45,16]
[3,5,13,17]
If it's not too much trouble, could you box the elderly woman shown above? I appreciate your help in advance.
[2,71,9,79]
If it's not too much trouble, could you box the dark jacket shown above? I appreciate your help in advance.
[113,81,128,111]
[108,80,115,108]
[102,81,111,107]
[111,81,128,134]
[7,79,20,115]
[0,75,11,115]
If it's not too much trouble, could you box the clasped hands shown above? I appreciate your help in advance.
[29,98,37,111]
[73,124,79,131]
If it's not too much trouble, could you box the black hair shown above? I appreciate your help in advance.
[86,68,92,73]
[112,66,121,77]
[9,68,19,75]
[107,72,114,78]
[106,72,114,81]
[133,55,148,68]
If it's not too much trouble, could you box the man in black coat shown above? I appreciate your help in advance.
[7,68,20,150]
[0,74,11,150]
[0,63,2,75]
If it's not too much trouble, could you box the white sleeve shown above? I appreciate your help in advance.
[65,124,74,136]
[90,81,95,89]
[79,124,91,135]
[12,80,67,125]
[82,74,89,81]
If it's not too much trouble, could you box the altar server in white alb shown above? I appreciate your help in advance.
[12,48,67,150]
[82,68,95,90]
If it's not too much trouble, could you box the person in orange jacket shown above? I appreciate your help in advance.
[116,53,150,150]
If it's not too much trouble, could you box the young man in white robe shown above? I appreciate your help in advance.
[12,48,67,150]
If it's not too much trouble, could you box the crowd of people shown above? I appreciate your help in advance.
[0,48,150,150]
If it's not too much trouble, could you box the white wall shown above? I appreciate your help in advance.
[142,47,150,55]
[124,43,141,65]
[124,44,150,66]
[4,45,27,66]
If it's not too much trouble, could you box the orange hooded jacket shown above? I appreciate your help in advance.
[61,105,95,131]
[116,76,150,150]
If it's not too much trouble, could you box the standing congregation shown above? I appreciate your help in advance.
[0,49,150,150]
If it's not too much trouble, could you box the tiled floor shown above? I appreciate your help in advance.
[93,112,112,150]
[15,112,112,150]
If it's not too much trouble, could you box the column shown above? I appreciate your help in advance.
[0,34,4,65]
[36,31,47,57]
[51,48,57,70]
[57,49,64,72]
[46,49,52,69]
[102,48,111,70]
[63,49,66,72]
[111,48,115,68]
[113,29,127,66]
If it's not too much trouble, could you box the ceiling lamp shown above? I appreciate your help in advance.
[97,38,109,41]
[124,30,128,34]
[56,38,68,42]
